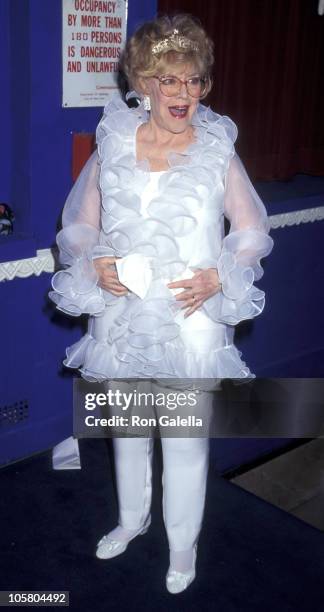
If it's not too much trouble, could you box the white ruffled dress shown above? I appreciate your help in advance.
[49,94,274,386]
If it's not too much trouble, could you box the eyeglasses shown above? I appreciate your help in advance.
[152,75,208,98]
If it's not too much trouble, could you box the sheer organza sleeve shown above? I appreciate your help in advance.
[48,150,106,317]
[201,151,274,325]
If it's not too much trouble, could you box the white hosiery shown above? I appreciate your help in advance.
[105,524,142,543]
[169,547,195,573]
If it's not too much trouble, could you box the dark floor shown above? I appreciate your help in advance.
[1,436,324,612]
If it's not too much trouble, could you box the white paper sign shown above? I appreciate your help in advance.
[62,0,128,107]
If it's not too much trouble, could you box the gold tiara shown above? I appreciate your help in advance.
[151,29,199,55]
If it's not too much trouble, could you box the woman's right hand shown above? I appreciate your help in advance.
[93,256,129,296]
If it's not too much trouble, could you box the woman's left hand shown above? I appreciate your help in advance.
[167,268,222,318]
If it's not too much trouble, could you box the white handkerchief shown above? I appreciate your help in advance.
[115,253,153,299]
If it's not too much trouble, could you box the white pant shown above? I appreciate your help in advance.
[112,434,210,551]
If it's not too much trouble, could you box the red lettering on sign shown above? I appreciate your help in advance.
[67,61,82,72]
[67,14,77,26]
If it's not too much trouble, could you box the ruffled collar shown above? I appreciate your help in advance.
[96,91,237,174]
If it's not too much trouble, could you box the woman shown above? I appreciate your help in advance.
[49,14,274,594]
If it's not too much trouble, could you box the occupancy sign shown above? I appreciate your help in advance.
[62,0,127,107]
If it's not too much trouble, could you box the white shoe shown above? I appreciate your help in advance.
[96,514,151,559]
[166,543,197,594]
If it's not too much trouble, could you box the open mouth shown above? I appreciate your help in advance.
[168,105,189,119]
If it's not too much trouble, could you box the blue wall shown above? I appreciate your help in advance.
[0,0,11,205]
[0,0,157,257]
[0,0,157,465]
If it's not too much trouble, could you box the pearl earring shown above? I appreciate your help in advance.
[143,95,151,111]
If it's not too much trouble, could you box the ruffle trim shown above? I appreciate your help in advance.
[88,93,240,370]
[96,92,237,183]
[62,331,255,384]
[200,226,274,325]
[49,222,108,317]
[51,93,267,380]
[49,253,106,317]
[201,250,265,326]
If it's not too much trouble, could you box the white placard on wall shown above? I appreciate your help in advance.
[62,0,128,107]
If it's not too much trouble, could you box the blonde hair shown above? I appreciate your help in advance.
[120,13,214,99]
